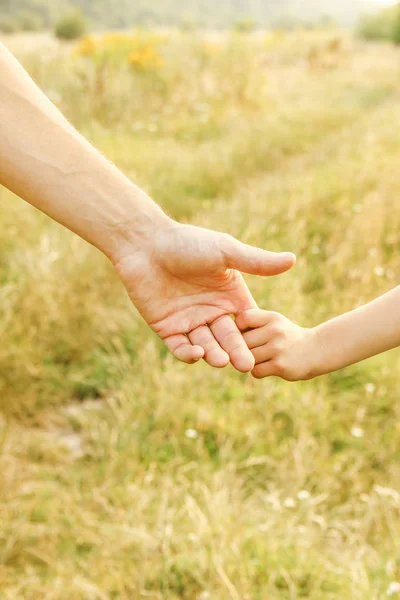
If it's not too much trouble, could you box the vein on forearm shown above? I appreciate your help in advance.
[0,43,169,260]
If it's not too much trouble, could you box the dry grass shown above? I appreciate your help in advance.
[0,30,399,599]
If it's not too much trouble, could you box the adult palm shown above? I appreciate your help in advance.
[115,223,295,373]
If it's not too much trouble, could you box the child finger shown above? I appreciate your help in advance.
[252,344,275,365]
[252,361,277,379]
[243,325,270,349]
[236,310,278,331]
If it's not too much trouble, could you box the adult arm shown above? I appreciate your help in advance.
[0,43,295,372]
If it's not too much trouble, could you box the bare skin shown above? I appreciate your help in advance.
[0,43,295,372]
[237,286,400,380]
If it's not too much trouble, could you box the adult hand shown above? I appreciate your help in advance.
[114,223,296,373]
[0,44,295,373]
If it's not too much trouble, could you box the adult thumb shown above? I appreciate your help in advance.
[221,234,296,276]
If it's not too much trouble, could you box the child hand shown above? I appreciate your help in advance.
[236,309,321,381]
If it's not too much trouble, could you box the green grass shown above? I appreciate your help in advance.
[0,31,399,599]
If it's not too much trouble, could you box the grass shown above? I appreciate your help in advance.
[0,30,399,599]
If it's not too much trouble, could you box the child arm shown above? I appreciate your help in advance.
[237,286,400,381]
[314,285,400,377]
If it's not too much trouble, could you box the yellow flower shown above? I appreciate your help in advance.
[203,40,222,57]
[128,51,141,65]
[74,35,97,58]
[264,30,285,49]
[102,32,127,45]
[128,44,164,71]
[75,30,165,72]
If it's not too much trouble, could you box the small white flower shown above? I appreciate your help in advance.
[387,582,400,596]
[365,383,376,394]
[283,497,296,508]
[352,204,362,213]
[199,592,210,600]
[185,428,198,439]
[297,490,311,501]
[386,560,395,575]
[374,486,400,501]
[351,426,364,438]
[297,525,307,535]
[374,266,385,277]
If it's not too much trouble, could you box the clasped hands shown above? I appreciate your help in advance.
[114,220,296,377]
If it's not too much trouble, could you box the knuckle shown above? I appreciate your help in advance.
[241,316,253,330]
[269,340,283,353]
[269,322,283,336]
[221,232,236,251]
[270,311,281,320]
[271,358,286,376]
[223,233,235,243]
[222,329,241,345]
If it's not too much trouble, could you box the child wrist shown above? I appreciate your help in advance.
[309,325,329,378]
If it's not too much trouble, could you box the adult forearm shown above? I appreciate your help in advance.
[0,43,171,262]
[314,286,400,376]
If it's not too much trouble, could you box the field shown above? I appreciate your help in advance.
[0,30,400,599]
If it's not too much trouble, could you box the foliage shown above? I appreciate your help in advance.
[0,31,399,598]
[54,8,87,40]
[0,0,386,30]
[0,16,18,34]
[392,3,400,45]
[0,0,55,28]
[0,9,43,33]
[358,4,400,43]
[232,18,256,33]
[16,9,43,31]
[75,31,165,71]
[179,19,198,32]
[69,31,268,128]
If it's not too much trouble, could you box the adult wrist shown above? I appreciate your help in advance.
[102,188,176,266]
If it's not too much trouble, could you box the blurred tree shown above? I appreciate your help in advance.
[319,14,338,29]
[358,4,399,42]
[179,19,198,32]
[54,7,87,40]
[0,15,18,33]
[0,0,386,32]
[233,18,256,33]
[16,9,43,31]
[392,2,400,45]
